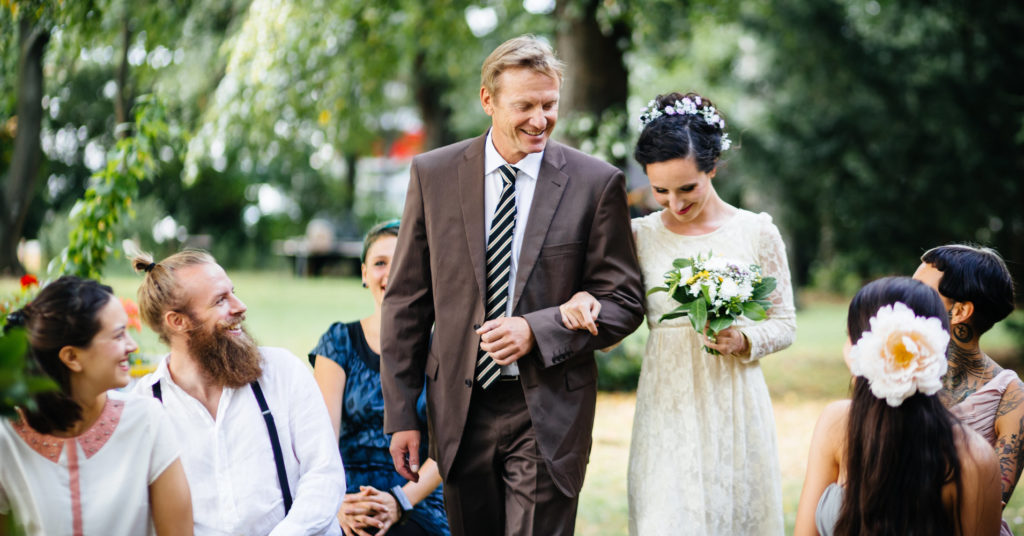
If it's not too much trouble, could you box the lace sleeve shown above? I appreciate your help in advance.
[739,216,797,362]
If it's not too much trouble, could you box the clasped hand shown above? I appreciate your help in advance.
[338,486,399,536]
[477,316,535,365]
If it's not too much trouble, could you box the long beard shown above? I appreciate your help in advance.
[186,319,263,388]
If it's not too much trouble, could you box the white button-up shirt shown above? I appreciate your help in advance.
[133,347,344,536]
[483,130,543,376]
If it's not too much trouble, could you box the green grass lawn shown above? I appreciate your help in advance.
[4,273,1024,534]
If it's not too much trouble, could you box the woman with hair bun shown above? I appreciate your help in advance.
[560,92,796,534]
[0,276,192,535]
[795,276,1000,535]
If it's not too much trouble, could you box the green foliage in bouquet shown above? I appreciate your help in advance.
[648,252,776,352]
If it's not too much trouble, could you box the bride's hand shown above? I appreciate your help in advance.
[559,291,601,335]
[703,327,750,357]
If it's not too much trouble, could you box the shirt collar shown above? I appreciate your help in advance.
[484,129,543,180]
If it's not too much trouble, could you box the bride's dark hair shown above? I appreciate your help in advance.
[634,91,727,173]
[836,276,962,536]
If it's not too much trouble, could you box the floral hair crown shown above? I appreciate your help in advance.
[637,95,732,151]
[847,302,949,407]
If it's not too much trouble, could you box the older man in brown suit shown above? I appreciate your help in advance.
[381,35,644,536]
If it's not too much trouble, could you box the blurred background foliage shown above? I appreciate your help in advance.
[1,0,1022,288]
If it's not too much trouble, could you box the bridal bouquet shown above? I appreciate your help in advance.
[648,252,776,354]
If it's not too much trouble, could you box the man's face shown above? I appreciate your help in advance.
[176,262,261,386]
[481,67,560,164]
[178,262,247,336]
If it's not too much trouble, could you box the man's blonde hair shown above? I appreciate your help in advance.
[481,35,564,97]
[130,248,216,343]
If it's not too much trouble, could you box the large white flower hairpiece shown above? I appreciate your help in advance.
[848,302,949,407]
[637,96,732,151]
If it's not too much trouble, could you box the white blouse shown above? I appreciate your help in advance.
[0,390,180,535]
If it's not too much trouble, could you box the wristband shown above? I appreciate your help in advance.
[388,485,412,524]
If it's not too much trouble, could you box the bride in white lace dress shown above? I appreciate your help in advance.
[561,92,796,535]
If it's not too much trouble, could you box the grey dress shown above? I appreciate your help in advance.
[814,482,843,536]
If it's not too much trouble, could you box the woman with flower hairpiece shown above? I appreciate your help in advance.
[310,220,450,536]
[794,276,1001,536]
[559,92,796,534]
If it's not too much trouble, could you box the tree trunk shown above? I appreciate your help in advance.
[554,0,630,154]
[0,19,50,276]
[413,51,456,150]
[114,19,132,137]
[343,152,358,215]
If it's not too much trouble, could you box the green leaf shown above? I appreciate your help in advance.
[646,286,669,297]
[660,310,689,321]
[672,287,696,304]
[690,297,707,335]
[26,376,59,394]
[742,301,767,321]
[751,277,777,301]
[0,330,28,369]
[672,258,694,269]
[708,315,734,334]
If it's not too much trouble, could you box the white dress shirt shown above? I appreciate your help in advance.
[483,130,543,376]
[133,347,345,536]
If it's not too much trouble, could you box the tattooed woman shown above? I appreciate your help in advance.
[914,244,1021,534]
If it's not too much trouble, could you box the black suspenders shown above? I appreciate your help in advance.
[152,379,293,514]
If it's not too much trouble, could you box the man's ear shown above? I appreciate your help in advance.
[58,346,84,373]
[164,310,191,335]
[480,86,494,116]
[951,301,975,325]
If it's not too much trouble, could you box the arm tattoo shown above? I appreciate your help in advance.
[995,416,1024,505]
[998,381,1024,417]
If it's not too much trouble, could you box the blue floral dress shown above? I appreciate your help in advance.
[310,321,449,535]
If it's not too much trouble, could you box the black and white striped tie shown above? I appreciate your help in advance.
[476,164,518,389]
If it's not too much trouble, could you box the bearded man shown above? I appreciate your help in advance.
[130,249,345,536]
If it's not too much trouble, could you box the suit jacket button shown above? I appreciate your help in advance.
[465,379,472,387]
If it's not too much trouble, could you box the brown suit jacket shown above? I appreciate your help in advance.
[380,133,644,497]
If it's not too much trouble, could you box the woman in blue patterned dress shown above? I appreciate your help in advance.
[311,220,449,536]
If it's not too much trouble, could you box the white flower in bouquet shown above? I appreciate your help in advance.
[678,266,693,285]
[719,278,740,301]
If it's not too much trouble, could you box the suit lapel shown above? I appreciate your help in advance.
[511,141,567,313]
[458,135,488,304]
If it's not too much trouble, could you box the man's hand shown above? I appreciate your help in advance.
[477,316,535,365]
[389,430,421,482]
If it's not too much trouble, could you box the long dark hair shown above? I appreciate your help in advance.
[10,276,115,434]
[836,276,962,536]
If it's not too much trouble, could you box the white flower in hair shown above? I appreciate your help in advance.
[848,302,949,407]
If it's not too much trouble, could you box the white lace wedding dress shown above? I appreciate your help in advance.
[628,209,796,536]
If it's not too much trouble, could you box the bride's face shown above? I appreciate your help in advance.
[647,157,717,225]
